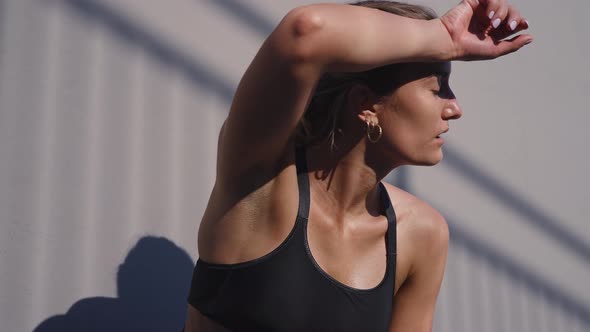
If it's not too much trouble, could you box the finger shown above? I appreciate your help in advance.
[484,0,501,25]
[490,13,529,40]
[503,5,521,32]
[510,18,530,36]
[493,34,533,58]
[489,5,519,39]
[473,0,495,27]
[463,0,480,10]
[489,0,509,30]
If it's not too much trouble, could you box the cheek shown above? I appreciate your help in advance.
[382,120,421,158]
[382,111,441,161]
[385,109,432,144]
[383,88,439,145]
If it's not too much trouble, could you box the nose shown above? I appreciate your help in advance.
[442,100,462,120]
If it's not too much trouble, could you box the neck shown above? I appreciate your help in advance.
[305,136,397,221]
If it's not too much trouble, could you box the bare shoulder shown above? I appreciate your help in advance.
[381,182,449,276]
[381,182,448,231]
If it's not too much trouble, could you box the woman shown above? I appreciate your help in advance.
[184,0,532,331]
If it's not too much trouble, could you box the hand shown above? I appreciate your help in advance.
[439,0,533,61]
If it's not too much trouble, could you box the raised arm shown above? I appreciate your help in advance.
[216,0,532,184]
[279,4,455,72]
[216,4,454,184]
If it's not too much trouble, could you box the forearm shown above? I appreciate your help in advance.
[286,4,454,73]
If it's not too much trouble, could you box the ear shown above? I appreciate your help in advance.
[347,84,381,121]
[357,109,377,124]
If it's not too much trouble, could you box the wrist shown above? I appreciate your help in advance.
[424,19,456,62]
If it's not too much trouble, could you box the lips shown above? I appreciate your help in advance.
[436,128,449,138]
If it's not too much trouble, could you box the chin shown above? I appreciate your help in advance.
[412,151,443,166]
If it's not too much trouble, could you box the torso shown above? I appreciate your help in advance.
[184,149,419,331]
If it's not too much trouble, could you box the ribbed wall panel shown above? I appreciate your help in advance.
[1,0,588,331]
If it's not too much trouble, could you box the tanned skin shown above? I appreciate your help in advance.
[184,0,532,331]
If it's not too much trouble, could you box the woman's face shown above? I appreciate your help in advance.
[376,62,462,166]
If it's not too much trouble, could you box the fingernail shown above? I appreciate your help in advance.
[525,20,530,26]
[509,20,518,31]
[492,18,501,29]
[488,11,495,19]
[525,39,533,45]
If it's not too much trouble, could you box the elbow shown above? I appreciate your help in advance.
[287,5,325,39]
[277,5,326,65]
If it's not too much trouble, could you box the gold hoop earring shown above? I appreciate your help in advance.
[366,120,382,143]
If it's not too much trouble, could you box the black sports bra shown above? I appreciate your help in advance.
[187,147,397,331]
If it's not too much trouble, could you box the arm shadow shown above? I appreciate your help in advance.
[33,236,194,332]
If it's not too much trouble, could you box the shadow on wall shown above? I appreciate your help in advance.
[51,0,590,327]
[63,0,235,101]
[33,236,194,332]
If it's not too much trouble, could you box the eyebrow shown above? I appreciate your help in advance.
[424,72,448,84]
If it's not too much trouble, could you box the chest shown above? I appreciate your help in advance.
[191,215,395,331]
[306,209,390,290]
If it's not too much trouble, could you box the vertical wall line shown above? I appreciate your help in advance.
[167,71,186,238]
[553,302,569,332]
[0,0,5,84]
[446,244,464,332]
[522,279,532,332]
[476,258,493,332]
[538,289,550,332]
[434,269,451,332]
[508,276,524,332]
[0,0,28,329]
[127,47,147,237]
[80,20,105,297]
[31,0,62,323]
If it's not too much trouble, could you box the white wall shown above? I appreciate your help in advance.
[0,0,588,331]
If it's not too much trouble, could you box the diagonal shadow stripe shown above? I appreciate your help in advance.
[443,147,590,263]
[447,217,590,326]
[208,0,275,36]
[63,0,236,102]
